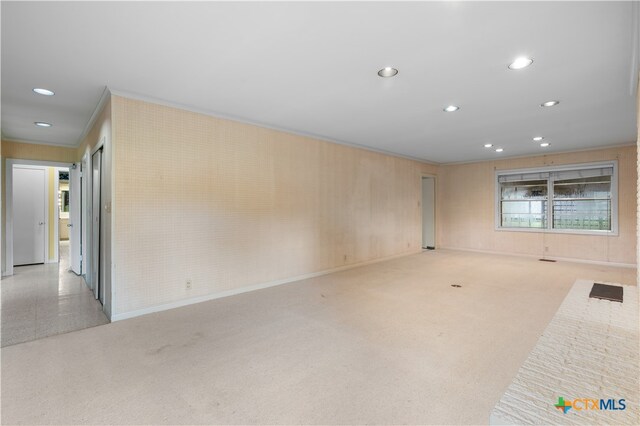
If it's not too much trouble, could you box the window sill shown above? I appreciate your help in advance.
[495,227,618,237]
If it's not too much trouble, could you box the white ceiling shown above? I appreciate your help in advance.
[2,1,638,163]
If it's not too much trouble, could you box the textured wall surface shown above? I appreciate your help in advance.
[438,146,637,265]
[111,96,437,316]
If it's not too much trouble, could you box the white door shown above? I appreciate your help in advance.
[69,165,82,274]
[13,167,46,265]
[422,177,435,249]
[91,150,102,303]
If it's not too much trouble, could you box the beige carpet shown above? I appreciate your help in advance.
[1,250,635,425]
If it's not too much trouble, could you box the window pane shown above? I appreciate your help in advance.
[552,175,611,231]
[500,180,547,228]
[553,200,611,230]
[501,200,547,228]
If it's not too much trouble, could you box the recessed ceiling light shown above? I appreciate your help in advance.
[540,142,550,147]
[484,143,493,148]
[443,105,459,112]
[33,88,54,96]
[495,148,504,152]
[378,67,398,77]
[508,57,533,70]
[541,100,559,107]
[533,136,544,141]
[34,121,52,127]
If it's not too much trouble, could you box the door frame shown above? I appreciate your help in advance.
[65,164,81,274]
[82,152,90,284]
[53,167,61,263]
[86,137,106,305]
[90,148,103,303]
[4,159,72,276]
[421,174,437,250]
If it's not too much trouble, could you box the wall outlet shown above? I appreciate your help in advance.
[544,246,549,252]
[186,279,192,290]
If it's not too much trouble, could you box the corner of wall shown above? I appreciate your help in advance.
[637,71,639,287]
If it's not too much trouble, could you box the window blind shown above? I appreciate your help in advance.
[497,171,550,183]
[551,167,613,181]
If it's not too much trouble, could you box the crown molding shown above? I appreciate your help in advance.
[75,86,111,147]
[108,87,440,166]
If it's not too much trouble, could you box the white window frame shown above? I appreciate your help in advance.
[495,160,618,236]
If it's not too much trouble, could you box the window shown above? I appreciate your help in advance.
[496,162,617,234]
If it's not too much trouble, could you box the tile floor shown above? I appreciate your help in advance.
[1,241,109,347]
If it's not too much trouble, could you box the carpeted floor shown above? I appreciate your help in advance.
[1,249,635,424]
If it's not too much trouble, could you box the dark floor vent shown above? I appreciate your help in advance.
[451,284,462,288]
[589,283,623,303]
[539,258,556,262]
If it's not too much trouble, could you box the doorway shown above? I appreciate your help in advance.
[422,176,435,250]
[91,148,103,304]
[13,166,47,265]
[57,167,83,275]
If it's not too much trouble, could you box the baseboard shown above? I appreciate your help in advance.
[111,249,420,322]
[440,246,637,269]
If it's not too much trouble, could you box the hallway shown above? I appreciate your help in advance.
[1,241,109,347]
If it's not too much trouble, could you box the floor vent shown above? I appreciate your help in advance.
[539,258,556,262]
[589,283,623,303]
[451,284,462,288]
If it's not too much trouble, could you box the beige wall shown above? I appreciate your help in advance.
[111,95,437,317]
[1,140,77,163]
[438,146,637,265]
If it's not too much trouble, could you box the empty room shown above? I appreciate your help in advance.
[1,1,639,425]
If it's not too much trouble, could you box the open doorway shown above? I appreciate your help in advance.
[2,160,108,347]
[58,168,70,267]
[56,167,83,276]
[422,176,435,250]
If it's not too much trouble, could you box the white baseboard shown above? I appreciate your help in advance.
[440,246,637,269]
[111,249,420,322]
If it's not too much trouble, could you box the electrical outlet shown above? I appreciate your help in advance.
[544,246,549,252]
[186,279,192,290]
